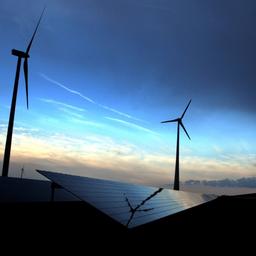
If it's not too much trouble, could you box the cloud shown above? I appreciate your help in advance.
[105,116,158,135]
[1,124,255,186]
[185,177,256,188]
[14,127,40,133]
[70,117,105,128]
[38,97,104,127]
[39,98,86,112]
[0,124,39,134]
[0,126,170,184]
[40,73,145,123]
[52,109,105,128]
[57,107,85,119]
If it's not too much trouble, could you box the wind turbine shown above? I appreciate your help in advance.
[161,99,191,191]
[2,8,45,177]
[20,165,24,179]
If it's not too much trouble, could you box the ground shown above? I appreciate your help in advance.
[1,194,256,252]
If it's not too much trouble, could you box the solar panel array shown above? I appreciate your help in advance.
[38,170,217,228]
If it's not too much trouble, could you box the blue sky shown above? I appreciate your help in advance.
[0,0,255,186]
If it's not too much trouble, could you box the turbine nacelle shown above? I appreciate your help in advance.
[11,49,30,58]
[11,49,30,109]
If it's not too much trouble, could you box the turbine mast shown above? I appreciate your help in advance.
[2,56,22,177]
[174,122,180,190]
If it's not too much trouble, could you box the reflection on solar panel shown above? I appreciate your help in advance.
[37,170,217,228]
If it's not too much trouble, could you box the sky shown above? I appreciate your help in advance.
[0,0,255,187]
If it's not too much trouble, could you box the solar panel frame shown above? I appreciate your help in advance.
[37,170,217,228]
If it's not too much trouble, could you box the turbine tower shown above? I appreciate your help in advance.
[161,99,191,190]
[2,8,45,177]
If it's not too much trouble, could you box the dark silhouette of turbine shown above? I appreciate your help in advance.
[2,8,45,177]
[161,99,191,190]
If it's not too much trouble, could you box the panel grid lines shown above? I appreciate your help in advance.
[37,170,217,228]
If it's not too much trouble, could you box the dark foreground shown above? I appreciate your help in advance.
[1,194,256,252]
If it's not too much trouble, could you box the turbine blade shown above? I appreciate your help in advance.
[25,6,46,54]
[23,58,29,109]
[161,118,179,123]
[181,99,192,119]
[180,121,191,140]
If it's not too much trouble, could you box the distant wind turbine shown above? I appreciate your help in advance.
[161,99,192,190]
[2,8,45,177]
[20,165,24,179]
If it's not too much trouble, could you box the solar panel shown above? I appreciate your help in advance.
[37,170,217,228]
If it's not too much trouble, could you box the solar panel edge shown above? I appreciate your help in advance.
[37,169,161,191]
[37,170,130,227]
[37,170,218,229]
[37,170,218,199]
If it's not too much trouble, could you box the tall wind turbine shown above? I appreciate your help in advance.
[2,8,45,177]
[161,99,192,190]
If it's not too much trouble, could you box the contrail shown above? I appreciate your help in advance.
[40,73,95,103]
[105,117,158,135]
[99,104,144,122]
[40,73,146,123]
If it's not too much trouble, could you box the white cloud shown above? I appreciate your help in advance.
[39,98,86,112]
[0,124,39,134]
[70,117,105,128]
[57,107,84,119]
